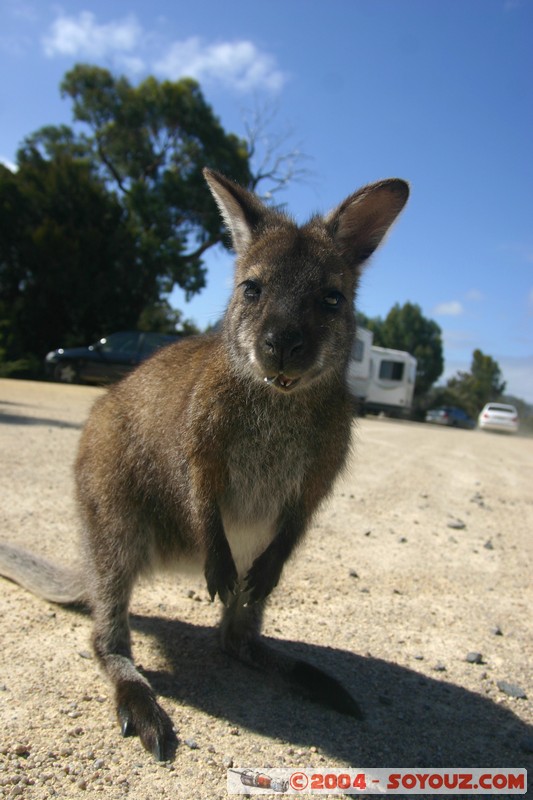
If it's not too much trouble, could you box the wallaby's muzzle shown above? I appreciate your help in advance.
[258,320,315,390]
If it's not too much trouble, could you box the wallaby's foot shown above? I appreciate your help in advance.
[115,680,175,761]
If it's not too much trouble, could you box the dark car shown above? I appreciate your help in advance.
[425,406,476,429]
[45,331,179,385]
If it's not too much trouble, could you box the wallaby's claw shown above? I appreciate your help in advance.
[243,549,282,604]
[150,736,165,763]
[206,574,237,606]
[115,680,175,761]
[119,710,136,738]
[235,585,253,607]
[205,550,238,605]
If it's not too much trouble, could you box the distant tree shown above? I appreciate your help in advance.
[446,349,506,416]
[137,300,199,336]
[0,156,144,365]
[359,302,444,397]
[2,66,308,374]
[20,65,253,301]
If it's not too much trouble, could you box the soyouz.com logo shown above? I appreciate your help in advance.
[227,767,527,794]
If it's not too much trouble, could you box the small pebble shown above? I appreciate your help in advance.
[348,569,359,579]
[497,681,527,699]
[184,738,199,750]
[447,519,466,530]
[78,651,92,660]
[483,540,494,550]
[433,663,447,672]
[465,652,483,664]
[222,756,233,768]
[491,625,503,636]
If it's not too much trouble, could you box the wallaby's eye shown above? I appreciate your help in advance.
[242,280,262,301]
[322,290,345,309]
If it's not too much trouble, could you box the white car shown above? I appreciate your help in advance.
[478,403,519,434]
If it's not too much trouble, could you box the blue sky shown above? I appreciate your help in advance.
[1,0,532,401]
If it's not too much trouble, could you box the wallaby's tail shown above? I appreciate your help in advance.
[0,541,88,606]
[247,638,364,720]
[221,598,364,720]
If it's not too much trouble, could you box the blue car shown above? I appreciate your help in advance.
[425,406,476,429]
[45,331,179,384]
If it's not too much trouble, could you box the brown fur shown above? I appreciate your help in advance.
[0,169,409,759]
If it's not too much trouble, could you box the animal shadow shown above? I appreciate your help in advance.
[132,613,532,768]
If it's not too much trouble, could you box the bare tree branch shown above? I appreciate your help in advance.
[241,99,314,201]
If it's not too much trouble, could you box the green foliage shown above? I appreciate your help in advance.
[445,349,506,417]
[58,65,252,298]
[359,302,444,397]
[0,156,149,362]
[137,300,200,336]
[1,66,253,370]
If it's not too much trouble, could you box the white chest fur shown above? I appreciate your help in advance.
[221,510,278,578]
[219,403,309,578]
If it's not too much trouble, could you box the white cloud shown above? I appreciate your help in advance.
[41,13,286,94]
[42,11,142,59]
[466,289,484,302]
[433,300,464,316]
[153,37,287,92]
[116,54,146,76]
[0,157,17,172]
[9,2,39,23]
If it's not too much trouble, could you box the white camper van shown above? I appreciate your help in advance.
[346,328,417,416]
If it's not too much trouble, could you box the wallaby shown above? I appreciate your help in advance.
[0,169,409,760]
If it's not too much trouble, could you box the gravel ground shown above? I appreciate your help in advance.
[0,378,531,799]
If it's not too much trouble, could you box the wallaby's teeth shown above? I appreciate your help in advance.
[264,374,300,390]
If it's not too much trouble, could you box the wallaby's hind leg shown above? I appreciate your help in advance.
[89,564,174,760]
[220,597,364,720]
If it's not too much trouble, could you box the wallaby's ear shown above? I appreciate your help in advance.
[204,168,266,255]
[325,179,409,269]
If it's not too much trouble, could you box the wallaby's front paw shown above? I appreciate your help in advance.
[244,548,282,603]
[115,680,175,761]
[204,549,238,605]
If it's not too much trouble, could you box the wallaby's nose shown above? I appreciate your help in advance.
[263,327,304,367]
